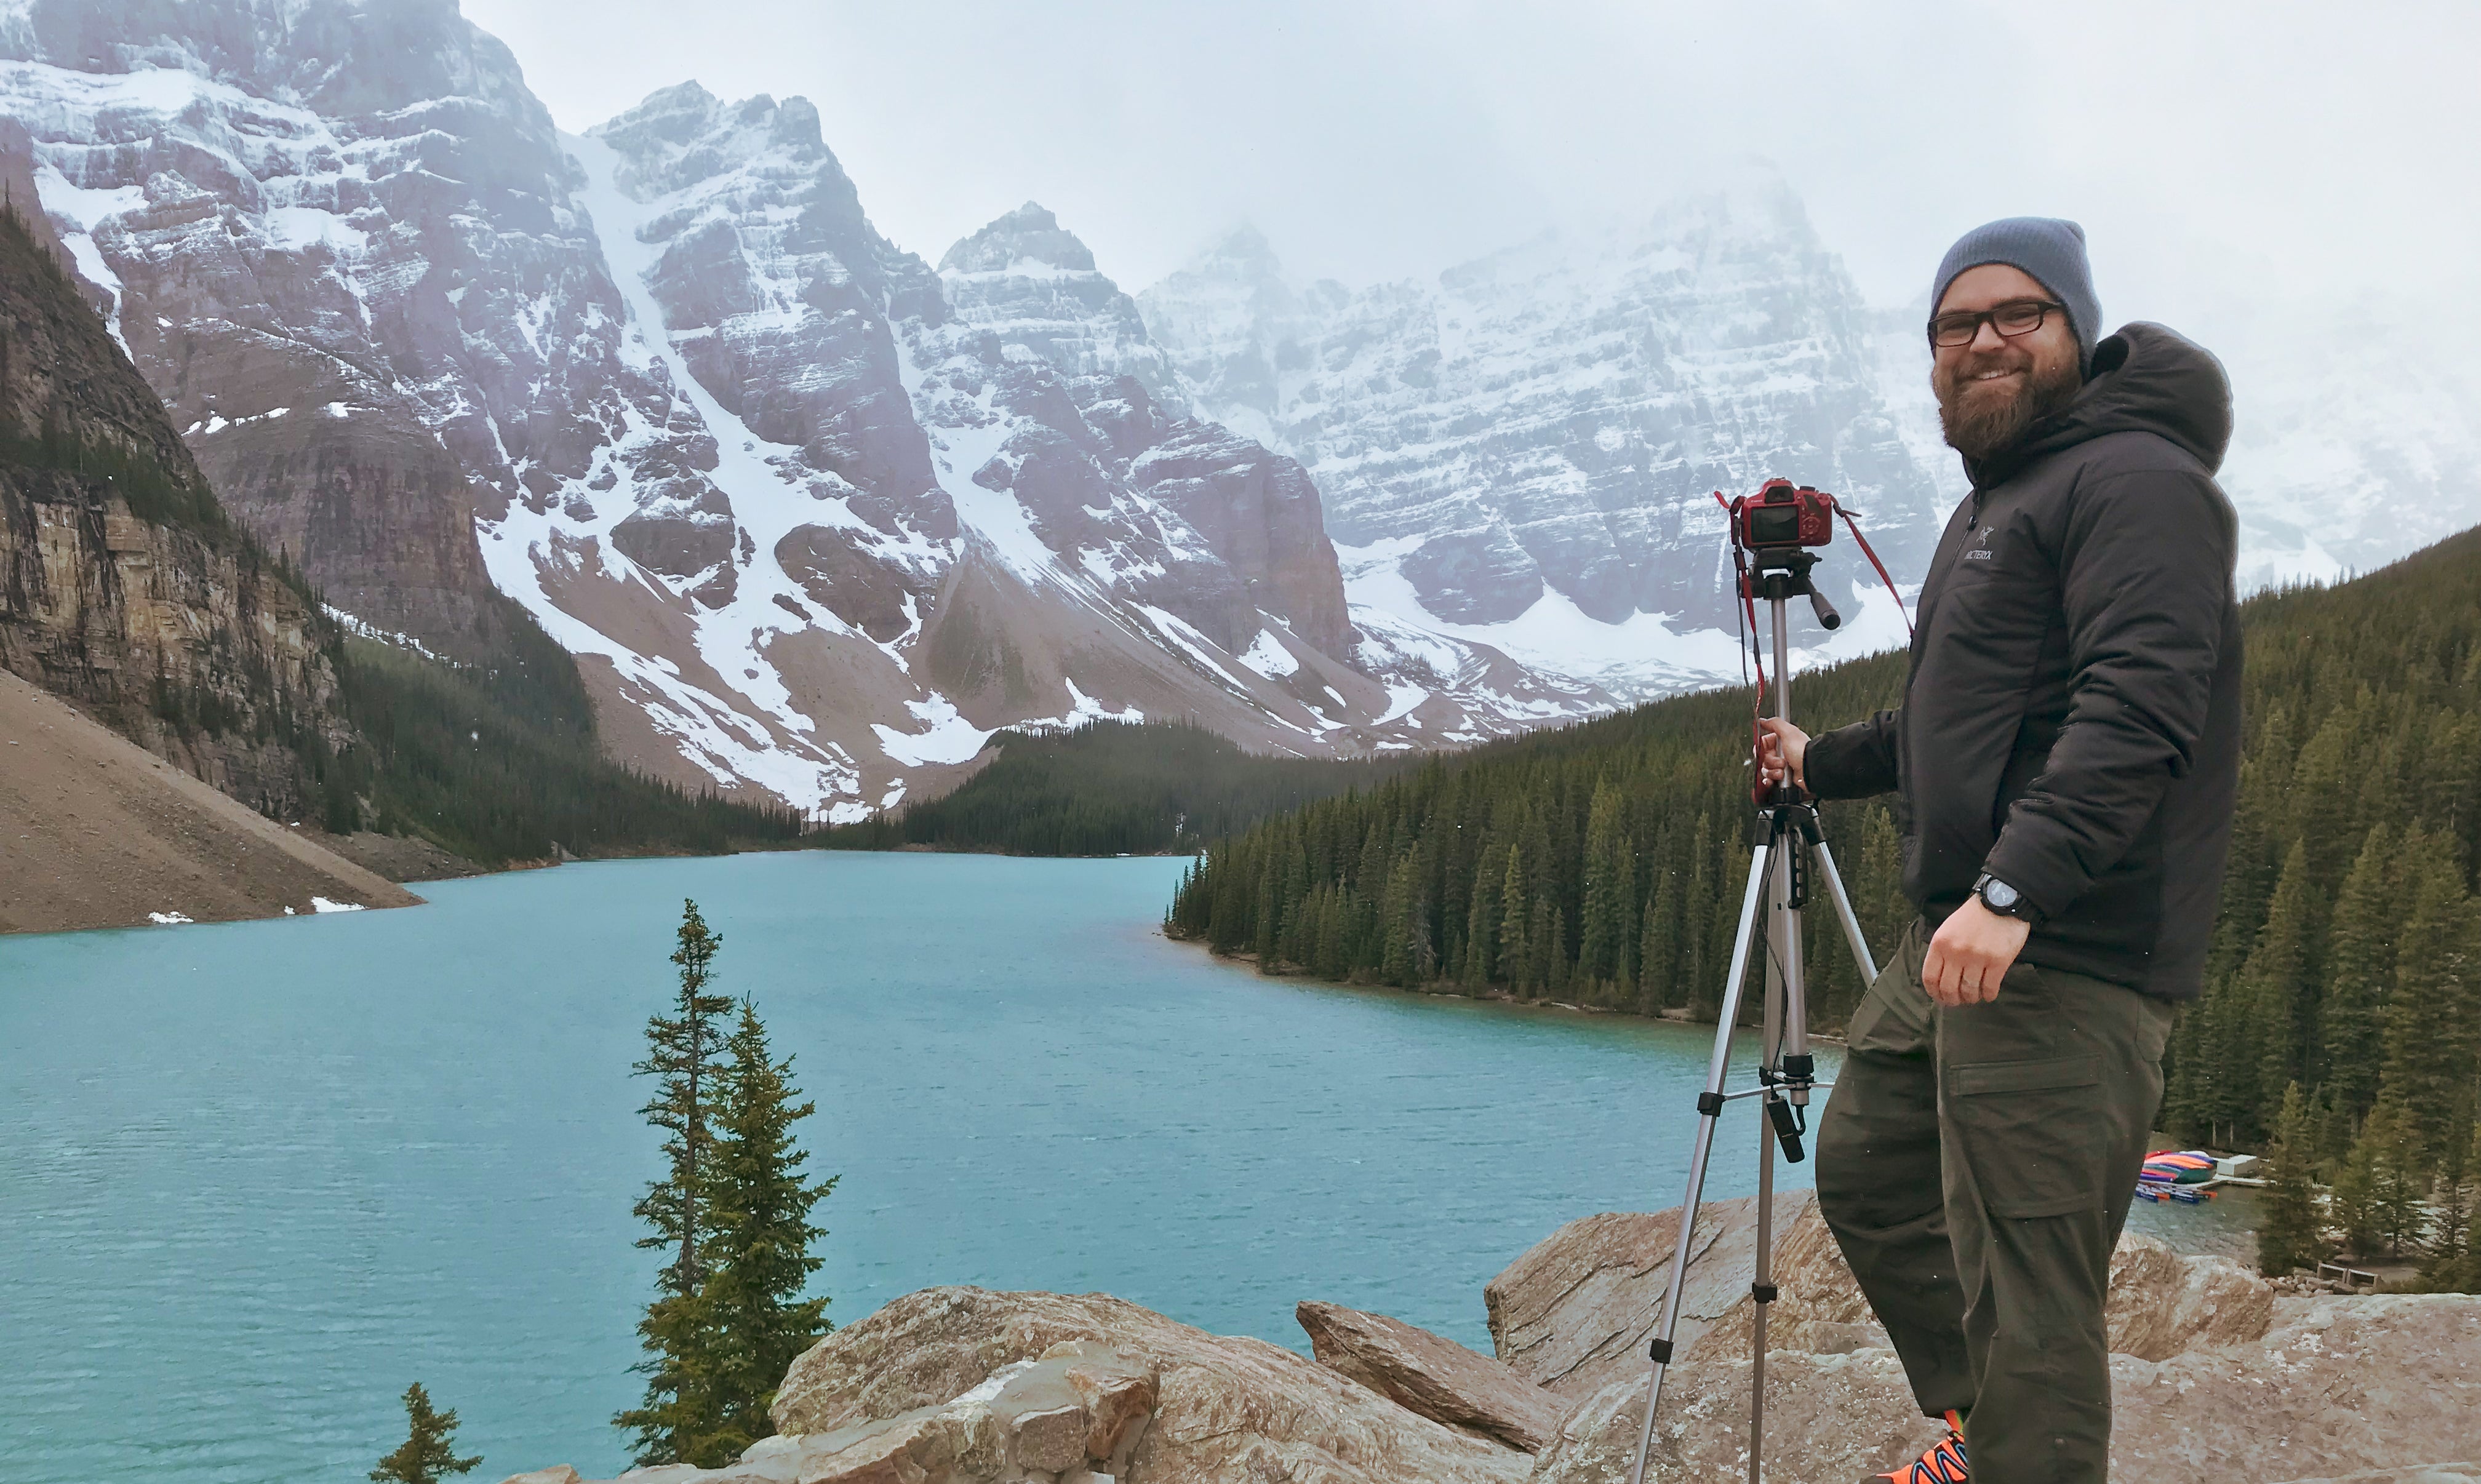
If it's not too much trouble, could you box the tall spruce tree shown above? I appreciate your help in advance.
[698,1000,836,1456]
[2254,1082,2325,1277]
[2378,843,2481,1161]
[1578,781,1634,989]
[372,1383,481,1484]
[618,900,736,1466]
[2319,825,2401,1122]
[2418,1119,2479,1292]
[2243,841,2318,1117]
[1498,847,1530,991]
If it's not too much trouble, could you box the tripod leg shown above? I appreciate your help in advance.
[1812,840,1879,986]
[1626,842,1772,1484]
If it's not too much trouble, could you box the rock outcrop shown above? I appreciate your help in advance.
[495,1197,2481,1484]
[1485,1192,1800,1401]
[1513,1195,2480,1484]
[768,1288,1527,1483]
[1296,1298,1565,1451]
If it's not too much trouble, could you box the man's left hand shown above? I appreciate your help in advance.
[1922,898,2032,1007]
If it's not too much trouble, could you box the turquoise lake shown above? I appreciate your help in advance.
[0,850,2240,1483]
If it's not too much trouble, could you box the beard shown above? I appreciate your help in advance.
[1934,341,2083,462]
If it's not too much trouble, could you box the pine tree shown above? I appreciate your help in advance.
[698,1000,836,1457]
[2318,825,2400,1123]
[2418,1115,2478,1291]
[2254,1082,2325,1277]
[371,1382,481,1484]
[1499,847,1530,991]
[2333,1098,2426,1259]
[2241,840,2316,1116]
[618,900,735,1465]
[1463,844,1502,990]
[2378,842,2481,1162]
[1578,781,1634,989]
[1683,812,1715,1018]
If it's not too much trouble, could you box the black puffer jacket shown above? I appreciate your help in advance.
[1805,323,2243,1000]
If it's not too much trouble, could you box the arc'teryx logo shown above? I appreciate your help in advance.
[1965,528,1996,562]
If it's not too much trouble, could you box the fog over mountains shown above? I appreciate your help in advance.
[6,0,2471,816]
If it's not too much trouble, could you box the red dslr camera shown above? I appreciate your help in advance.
[1728,478,1836,552]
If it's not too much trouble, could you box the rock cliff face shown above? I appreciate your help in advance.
[1139,185,1949,700]
[0,193,337,813]
[0,0,593,671]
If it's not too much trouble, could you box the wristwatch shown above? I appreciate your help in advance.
[1973,872,2042,924]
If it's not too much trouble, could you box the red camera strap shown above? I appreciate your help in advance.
[1836,506,1914,639]
[1713,491,1770,741]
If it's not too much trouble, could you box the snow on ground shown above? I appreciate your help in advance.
[1336,535,1917,702]
[1236,628,1301,678]
[871,695,993,767]
[323,605,445,663]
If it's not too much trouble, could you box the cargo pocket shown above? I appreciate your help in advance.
[1945,1053,2106,1219]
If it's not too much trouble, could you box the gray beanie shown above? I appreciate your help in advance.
[1931,217,2102,373]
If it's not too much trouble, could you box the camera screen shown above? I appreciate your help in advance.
[1748,505,1802,545]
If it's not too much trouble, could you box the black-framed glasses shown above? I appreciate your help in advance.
[1927,299,2065,349]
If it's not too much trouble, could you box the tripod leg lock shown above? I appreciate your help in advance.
[1696,1091,1725,1117]
[1752,1283,1778,1304]
[1648,1337,1675,1364]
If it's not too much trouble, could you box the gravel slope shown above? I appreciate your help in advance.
[0,669,420,933]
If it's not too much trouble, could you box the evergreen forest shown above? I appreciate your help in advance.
[823,719,1410,856]
[1165,527,2481,1216]
[318,634,803,864]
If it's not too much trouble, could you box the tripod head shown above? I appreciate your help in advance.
[1748,548,1843,632]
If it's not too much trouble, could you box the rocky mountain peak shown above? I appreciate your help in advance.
[590,82,858,220]
[931,201,1183,410]
[938,201,1097,275]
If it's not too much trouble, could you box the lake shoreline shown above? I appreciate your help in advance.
[1172,936,1853,1045]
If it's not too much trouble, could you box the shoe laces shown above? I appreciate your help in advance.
[1876,1411,1968,1483]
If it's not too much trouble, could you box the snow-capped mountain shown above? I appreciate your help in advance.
[1,2,1600,817]
[1138,185,1949,701]
[1144,204,2481,695]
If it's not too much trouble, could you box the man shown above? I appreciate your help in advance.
[1756,218,2242,1482]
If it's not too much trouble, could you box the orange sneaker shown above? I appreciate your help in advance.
[1863,1411,1967,1482]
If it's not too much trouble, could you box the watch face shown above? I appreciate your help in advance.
[1983,878,2020,910]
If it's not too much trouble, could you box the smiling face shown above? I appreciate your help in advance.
[1931,262,2085,462]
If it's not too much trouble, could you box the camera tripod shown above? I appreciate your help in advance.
[1626,548,1884,1484]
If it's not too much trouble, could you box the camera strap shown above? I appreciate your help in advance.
[1713,492,1772,748]
[1834,507,1914,639]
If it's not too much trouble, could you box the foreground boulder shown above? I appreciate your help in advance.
[1296,1299,1566,1451]
[770,1287,1529,1483]
[1486,1193,1800,1400]
[1524,1198,2481,1484]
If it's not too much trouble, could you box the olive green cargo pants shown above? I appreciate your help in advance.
[1815,918,2176,1483]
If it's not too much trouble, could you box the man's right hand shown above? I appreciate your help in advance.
[1757,718,1811,792]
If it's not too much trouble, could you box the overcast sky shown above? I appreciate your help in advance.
[463,0,2478,337]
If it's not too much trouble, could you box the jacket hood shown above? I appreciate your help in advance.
[1965,321,2233,490]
